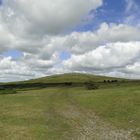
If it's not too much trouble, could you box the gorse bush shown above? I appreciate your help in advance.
[85,81,98,90]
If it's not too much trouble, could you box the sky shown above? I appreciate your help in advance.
[0,0,140,82]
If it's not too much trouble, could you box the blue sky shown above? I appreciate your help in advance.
[59,51,71,60]
[2,50,23,59]
[75,0,140,31]
[74,0,126,31]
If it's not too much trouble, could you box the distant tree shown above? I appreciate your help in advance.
[111,80,118,83]
[107,80,111,83]
[64,82,72,86]
[85,81,98,90]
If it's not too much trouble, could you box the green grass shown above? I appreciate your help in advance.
[72,85,140,128]
[0,88,75,140]
[10,73,123,84]
[0,89,16,95]
[0,73,139,139]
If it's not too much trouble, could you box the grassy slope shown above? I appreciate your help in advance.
[19,73,123,84]
[0,73,139,139]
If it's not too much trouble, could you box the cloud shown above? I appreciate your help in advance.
[36,23,140,56]
[0,56,35,82]
[0,16,15,52]
[63,42,140,78]
[125,0,138,13]
[0,21,140,81]
[0,0,140,81]
[67,23,140,54]
[0,0,103,61]
[0,52,59,82]
[1,0,102,36]
[124,0,140,26]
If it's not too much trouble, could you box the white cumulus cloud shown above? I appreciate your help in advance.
[0,0,140,81]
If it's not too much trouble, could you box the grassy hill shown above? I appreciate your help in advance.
[24,73,123,83]
[0,73,139,140]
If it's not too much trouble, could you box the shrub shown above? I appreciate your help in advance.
[85,81,98,90]
[64,82,72,86]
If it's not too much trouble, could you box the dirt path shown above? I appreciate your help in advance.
[58,104,136,140]
[51,88,136,140]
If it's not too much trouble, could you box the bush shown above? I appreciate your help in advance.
[85,81,98,90]
[64,82,72,86]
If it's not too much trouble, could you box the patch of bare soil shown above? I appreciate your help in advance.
[58,105,136,140]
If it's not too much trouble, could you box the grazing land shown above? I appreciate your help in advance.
[0,73,140,140]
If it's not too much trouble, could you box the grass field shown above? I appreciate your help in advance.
[0,73,140,140]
